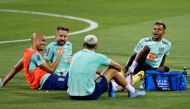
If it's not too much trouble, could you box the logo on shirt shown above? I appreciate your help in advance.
[45,48,50,56]
[147,53,157,61]
[136,43,143,51]
[37,55,41,61]
[158,47,164,55]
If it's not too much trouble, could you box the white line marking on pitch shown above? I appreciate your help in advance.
[0,9,98,44]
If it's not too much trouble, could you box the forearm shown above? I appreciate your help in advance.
[40,47,63,73]
[1,61,23,87]
[125,54,136,70]
[1,69,18,87]
[160,55,166,67]
[109,60,121,72]
[48,54,62,73]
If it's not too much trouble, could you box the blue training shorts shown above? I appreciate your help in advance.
[69,75,108,100]
[41,73,68,90]
[134,62,154,74]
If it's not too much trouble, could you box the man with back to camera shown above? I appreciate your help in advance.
[67,35,146,100]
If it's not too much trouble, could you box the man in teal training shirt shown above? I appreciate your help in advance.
[67,35,146,100]
[125,21,171,86]
[44,26,72,77]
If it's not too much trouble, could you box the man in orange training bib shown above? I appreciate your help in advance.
[1,32,68,90]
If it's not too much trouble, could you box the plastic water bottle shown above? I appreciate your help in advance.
[182,67,187,78]
[0,79,2,87]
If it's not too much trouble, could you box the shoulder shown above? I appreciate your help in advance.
[142,37,152,42]
[65,41,72,46]
[73,50,82,56]
[162,38,171,47]
[45,42,57,48]
[32,52,41,57]
[24,48,38,55]
[138,37,152,43]
[96,52,108,59]
[31,52,43,60]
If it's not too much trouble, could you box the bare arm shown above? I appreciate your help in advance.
[44,59,51,65]
[124,52,137,72]
[109,60,122,72]
[160,55,166,67]
[1,58,23,87]
[39,47,63,73]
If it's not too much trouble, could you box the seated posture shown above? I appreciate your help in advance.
[1,32,68,90]
[67,35,145,100]
[44,26,72,76]
[125,21,171,84]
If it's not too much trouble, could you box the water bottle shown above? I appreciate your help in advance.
[0,79,2,87]
[182,67,187,78]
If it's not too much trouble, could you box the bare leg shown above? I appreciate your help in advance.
[127,46,150,77]
[101,67,127,89]
[102,67,146,98]
[135,46,150,64]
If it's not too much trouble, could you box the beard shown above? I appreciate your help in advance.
[57,40,66,46]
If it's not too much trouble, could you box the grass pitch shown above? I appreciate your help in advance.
[0,0,190,109]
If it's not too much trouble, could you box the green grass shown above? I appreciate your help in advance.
[0,0,190,109]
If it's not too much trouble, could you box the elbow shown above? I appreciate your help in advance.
[117,65,122,72]
[117,64,122,70]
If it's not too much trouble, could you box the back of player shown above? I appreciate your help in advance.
[67,49,111,96]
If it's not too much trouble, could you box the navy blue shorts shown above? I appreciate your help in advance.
[134,62,155,74]
[41,73,68,90]
[69,75,108,100]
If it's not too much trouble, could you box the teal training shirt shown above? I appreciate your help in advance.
[44,41,72,75]
[29,53,45,72]
[134,37,171,68]
[28,52,50,89]
[67,49,111,96]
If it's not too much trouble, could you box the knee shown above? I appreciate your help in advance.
[143,46,150,53]
[108,67,120,73]
[157,66,170,72]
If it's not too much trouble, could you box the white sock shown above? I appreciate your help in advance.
[111,80,123,92]
[129,60,138,73]
[126,83,135,93]
[126,77,130,83]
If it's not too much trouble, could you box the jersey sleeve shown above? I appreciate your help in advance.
[43,45,54,61]
[134,38,144,53]
[98,54,111,66]
[165,41,171,55]
[31,53,45,66]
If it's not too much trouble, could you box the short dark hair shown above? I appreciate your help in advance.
[57,26,69,32]
[83,42,97,49]
[154,21,166,30]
